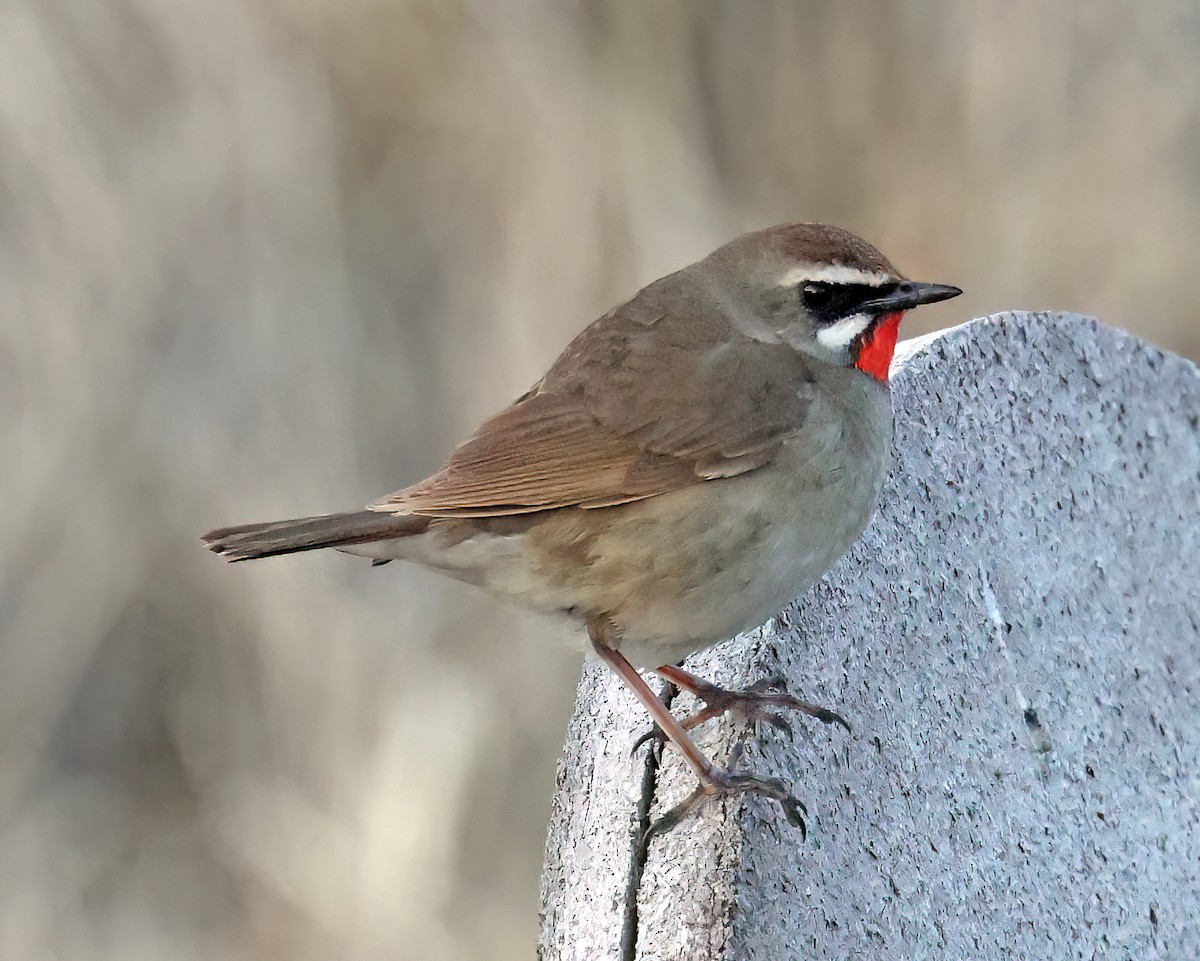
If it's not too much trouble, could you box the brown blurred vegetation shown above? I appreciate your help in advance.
[3,2,1198,959]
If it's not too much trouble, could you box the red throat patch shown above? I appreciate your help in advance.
[854,311,904,382]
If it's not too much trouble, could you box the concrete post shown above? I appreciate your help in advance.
[539,312,1200,960]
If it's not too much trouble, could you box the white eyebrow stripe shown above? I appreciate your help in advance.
[815,313,872,349]
[777,264,894,287]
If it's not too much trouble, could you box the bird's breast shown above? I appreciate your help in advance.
[540,380,894,667]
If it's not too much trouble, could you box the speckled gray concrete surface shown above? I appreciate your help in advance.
[539,313,1200,961]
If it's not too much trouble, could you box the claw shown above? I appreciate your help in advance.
[781,796,809,837]
[644,766,810,843]
[764,713,794,738]
[631,724,665,756]
[813,706,852,732]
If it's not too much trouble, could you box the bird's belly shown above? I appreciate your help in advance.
[512,436,888,667]
[597,476,878,665]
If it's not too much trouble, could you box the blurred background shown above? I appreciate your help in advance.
[3,1,1199,958]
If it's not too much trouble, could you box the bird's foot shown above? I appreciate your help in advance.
[632,670,849,755]
[645,743,809,842]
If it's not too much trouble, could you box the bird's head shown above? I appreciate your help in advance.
[705,223,962,380]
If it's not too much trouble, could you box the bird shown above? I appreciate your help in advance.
[203,223,962,835]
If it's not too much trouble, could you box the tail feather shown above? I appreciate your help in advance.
[202,511,429,562]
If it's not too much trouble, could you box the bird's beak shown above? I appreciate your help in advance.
[861,281,963,314]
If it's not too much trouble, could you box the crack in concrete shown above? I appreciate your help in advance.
[619,682,676,961]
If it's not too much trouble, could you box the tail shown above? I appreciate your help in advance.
[202,510,429,562]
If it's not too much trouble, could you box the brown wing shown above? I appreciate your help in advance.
[371,282,816,518]
[374,392,703,517]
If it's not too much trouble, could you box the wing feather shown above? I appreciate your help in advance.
[371,281,816,518]
[373,393,700,516]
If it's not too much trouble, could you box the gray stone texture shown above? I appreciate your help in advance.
[539,312,1200,960]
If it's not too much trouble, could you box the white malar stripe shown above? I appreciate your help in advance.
[815,313,872,350]
[776,264,894,288]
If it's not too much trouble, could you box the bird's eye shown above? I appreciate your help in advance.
[801,282,833,310]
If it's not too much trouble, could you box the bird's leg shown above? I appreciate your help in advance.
[629,666,849,756]
[654,664,851,738]
[587,617,809,839]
